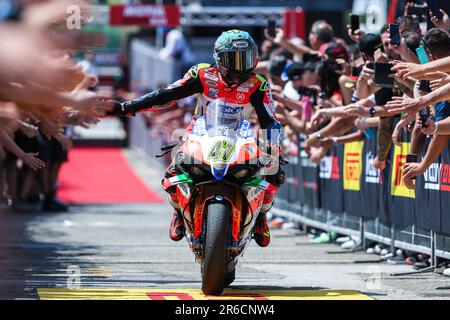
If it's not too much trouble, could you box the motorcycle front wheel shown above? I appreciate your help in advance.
[201,201,230,295]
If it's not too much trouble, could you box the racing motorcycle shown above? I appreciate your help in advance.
[160,98,279,295]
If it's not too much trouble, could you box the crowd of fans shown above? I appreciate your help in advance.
[250,4,450,273]
[258,8,450,178]
[134,2,450,272]
[0,0,114,212]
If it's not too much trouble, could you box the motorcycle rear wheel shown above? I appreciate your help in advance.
[201,202,230,295]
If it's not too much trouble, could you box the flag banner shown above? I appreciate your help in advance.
[343,141,364,191]
[358,137,383,219]
[439,146,450,234]
[414,138,442,231]
[319,143,344,213]
[109,4,180,27]
[386,128,415,227]
[276,126,450,233]
[298,135,320,210]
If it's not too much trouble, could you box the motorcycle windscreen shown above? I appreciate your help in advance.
[205,99,243,137]
[205,99,242,180]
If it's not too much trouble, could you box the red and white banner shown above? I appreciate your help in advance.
[283,8,305,40]
[109,4,180,27]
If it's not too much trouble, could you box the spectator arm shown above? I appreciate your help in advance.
[410,119,427,155]
[376,117,394,161]
[420,134,450,169]
[0,130,26,160]
[0,81,75,108]
[317,116,357,138]
[422,56,450,74]
[418,82,450,107]
[278,38,315,56]
[334,130,366,144]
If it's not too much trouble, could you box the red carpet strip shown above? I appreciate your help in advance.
[57,147,165,204]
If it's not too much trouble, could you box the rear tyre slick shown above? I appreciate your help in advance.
[224,268,235,288]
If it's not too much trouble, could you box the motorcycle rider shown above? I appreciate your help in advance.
[113,30,284,247]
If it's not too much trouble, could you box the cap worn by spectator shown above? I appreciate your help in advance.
[320,42,349,62]
[268,55,288,78]
[283,62,304,81]
[282,62,317,82]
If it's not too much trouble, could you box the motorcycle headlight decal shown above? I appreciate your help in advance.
[190,166,206,177]
[233,168,251,179]
[230,166,255,182]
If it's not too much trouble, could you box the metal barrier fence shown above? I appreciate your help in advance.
[129,115,168,167]
[129,39,176,93]
[273,133,450,267]
[128,39,177,166]
[129,123,450,264]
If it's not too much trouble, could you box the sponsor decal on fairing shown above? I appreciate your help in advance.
[203,72,219,82]
[208,87,219,99]
[237,86,250,93]
[241,82,255,88]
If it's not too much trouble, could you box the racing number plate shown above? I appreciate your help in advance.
[207,140,235,163]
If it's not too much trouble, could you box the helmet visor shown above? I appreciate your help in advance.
[216,50,257,72]
[222,67,252,84]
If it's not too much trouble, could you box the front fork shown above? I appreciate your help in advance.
[191,193,241,242]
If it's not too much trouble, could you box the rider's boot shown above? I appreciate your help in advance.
[162,165,186,241]
[253,169,285,247]
[253,207,271,247]
[169,208,186,241]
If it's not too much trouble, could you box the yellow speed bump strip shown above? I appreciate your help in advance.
[38,288,373,300]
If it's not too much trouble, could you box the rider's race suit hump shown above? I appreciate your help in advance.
[125,63,280,131]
